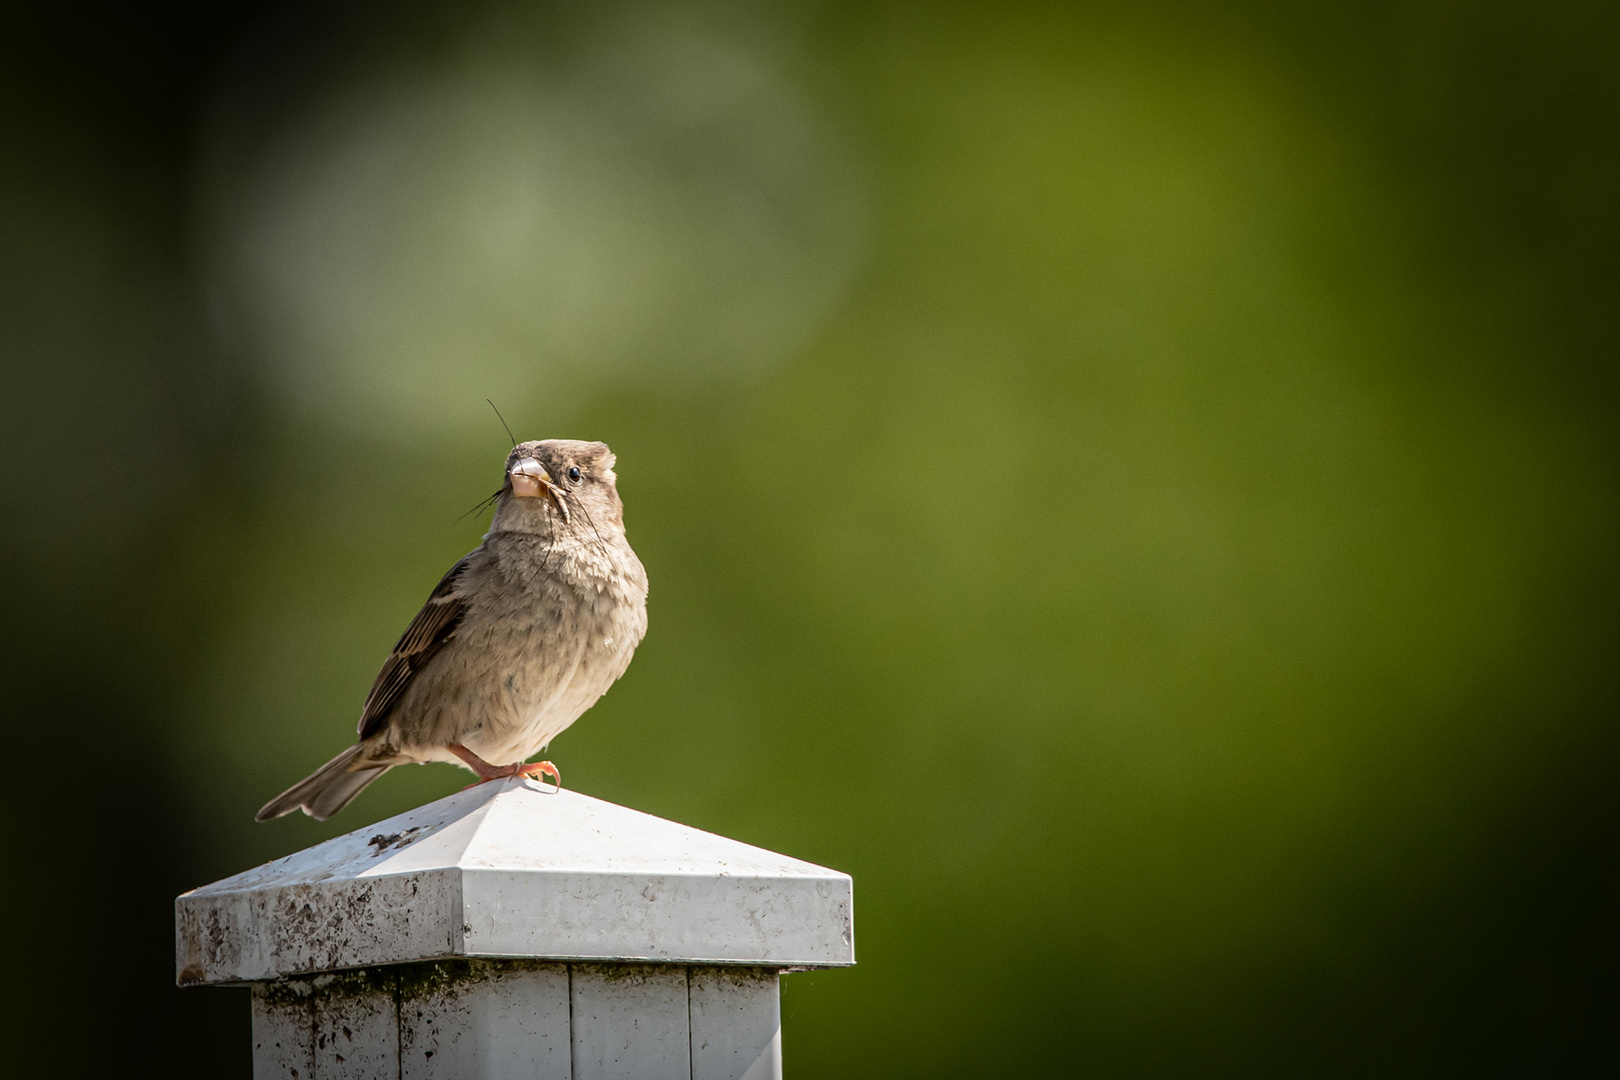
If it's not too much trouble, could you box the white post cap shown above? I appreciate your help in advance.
[177,779,854,986]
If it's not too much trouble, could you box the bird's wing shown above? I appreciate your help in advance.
[357,554,472,739]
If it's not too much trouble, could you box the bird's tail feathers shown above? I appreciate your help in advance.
[256,745,391,822]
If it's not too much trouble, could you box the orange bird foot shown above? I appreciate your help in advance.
[448,743,561,791]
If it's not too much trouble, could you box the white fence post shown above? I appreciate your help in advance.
[176,779,854,1078]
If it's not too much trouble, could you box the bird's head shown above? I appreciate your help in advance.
[490,439,624,537]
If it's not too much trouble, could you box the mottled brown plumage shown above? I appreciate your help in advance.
[257,439,648,822]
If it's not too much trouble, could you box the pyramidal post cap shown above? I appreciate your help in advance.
[175,779,855,986]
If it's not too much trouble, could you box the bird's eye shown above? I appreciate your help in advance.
[568,466,582,483]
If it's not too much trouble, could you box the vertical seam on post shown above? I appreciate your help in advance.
[567,964,577,1080]
[686,966,695,1080]
[395,969,403,1080]
[305,980,317,1080]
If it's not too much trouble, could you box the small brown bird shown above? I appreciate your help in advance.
[257,439,648,822]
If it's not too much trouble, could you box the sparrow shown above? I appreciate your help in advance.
[257,439,648,822]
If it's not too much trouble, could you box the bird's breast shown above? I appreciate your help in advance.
[454,543,646,758]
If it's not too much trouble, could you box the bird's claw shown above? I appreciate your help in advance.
[459,757,561,792]
[519,760,561,791]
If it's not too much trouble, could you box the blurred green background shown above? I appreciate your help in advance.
[2,0,1617,1075]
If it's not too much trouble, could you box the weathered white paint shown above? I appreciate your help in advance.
[251,971,400,1080]
[250,982,313,1078]
[177,779,854,986]
[247,961,789,1079]
[399,961,572,1080]
[690,968,783,1080]
[571,964,693,1080]
[311,972,399,1079]
[183,780,849,1076]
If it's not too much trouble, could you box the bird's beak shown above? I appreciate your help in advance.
[509,457,550,499]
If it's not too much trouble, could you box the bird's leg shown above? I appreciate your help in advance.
[447,742,561,790]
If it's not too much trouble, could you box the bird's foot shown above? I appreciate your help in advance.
[516,760,560,789]
[448,743,561,792]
